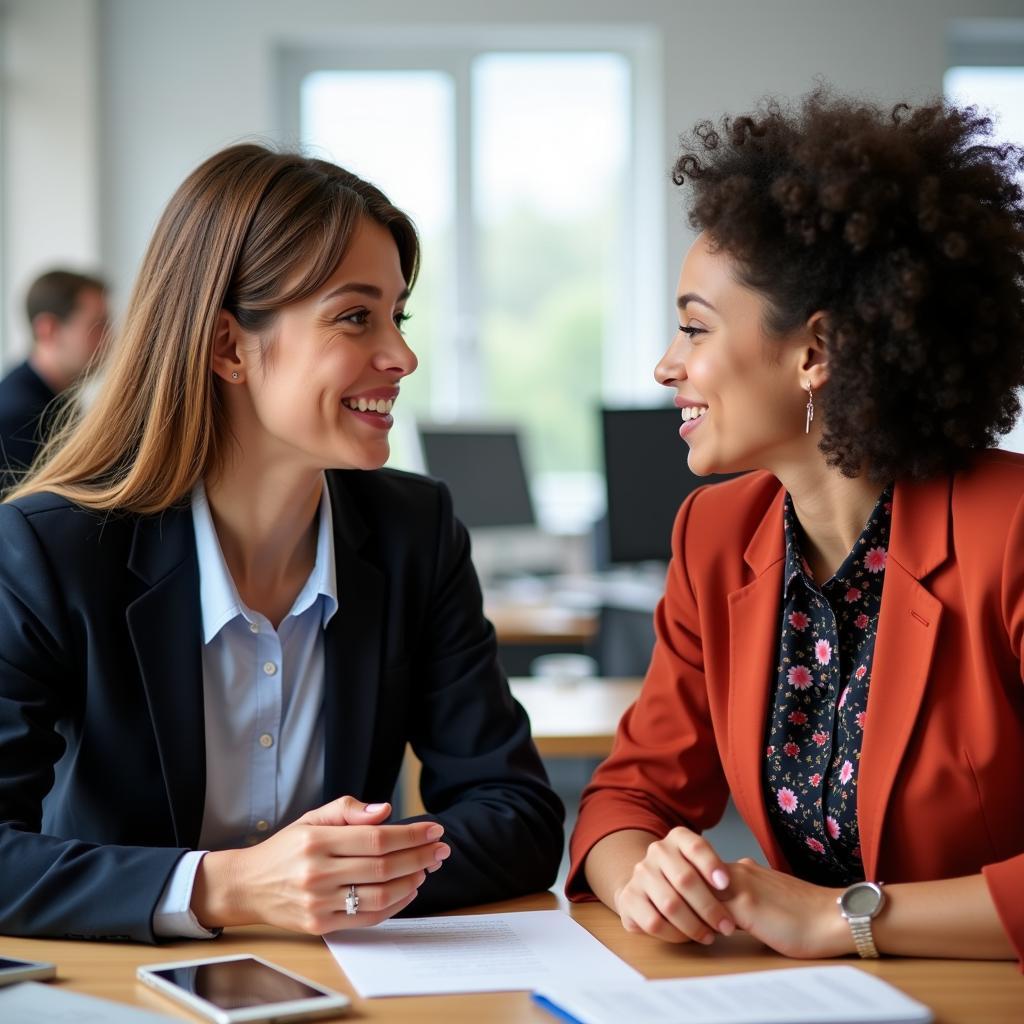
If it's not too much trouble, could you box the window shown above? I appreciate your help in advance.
[946,19,1024,453]
[280,30,663,530]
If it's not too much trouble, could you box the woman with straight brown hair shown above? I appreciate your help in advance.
[0,143,563,942]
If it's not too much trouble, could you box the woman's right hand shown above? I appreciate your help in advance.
[612,826,735,944]
[191,796,451,934]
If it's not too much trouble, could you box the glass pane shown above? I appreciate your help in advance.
[473,53,630,477]
[945,66,1024,453]
[944,65,1024,157]
[300,70,455,466]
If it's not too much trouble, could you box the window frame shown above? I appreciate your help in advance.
[276,25,666,420]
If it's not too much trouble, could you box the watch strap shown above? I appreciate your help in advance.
[848,914,880,958]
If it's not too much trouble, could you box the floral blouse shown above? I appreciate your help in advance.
[763,486,893,886]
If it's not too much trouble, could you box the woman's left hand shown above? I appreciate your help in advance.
[719,859,853,958]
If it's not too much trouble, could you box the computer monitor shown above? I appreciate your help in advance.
[417,424,536,529]
[601,407,741,565]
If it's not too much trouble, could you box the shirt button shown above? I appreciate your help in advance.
[259,733,274,748]
[255,819,269,832]
[263,661,277,676]
[249,621,260,634]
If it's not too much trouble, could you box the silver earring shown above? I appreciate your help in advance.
[804,382,814,434]
[231,371,240,381]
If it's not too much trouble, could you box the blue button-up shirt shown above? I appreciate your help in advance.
[153,476,338,937]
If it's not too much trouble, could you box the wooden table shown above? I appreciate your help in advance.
[401,677,642,815]
[2,893,1020,1022]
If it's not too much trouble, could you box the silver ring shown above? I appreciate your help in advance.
[345,884,359,916]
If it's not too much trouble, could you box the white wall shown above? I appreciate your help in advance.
[5,0,1024,418]
[1,0,101,363]
[97,0,1024,315]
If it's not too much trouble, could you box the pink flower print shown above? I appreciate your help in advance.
[865,546,887,573]
[826,815,840,840]
[814,639,832,665]
[788,611,810,631]
[788,665,813,690]
[809,772,822,787]
[854,613,869,629]
[839,686,850,708]
[777,787,798,814]
[812,731,828,747]
[883,501,893,513]
[854,664,867,680]
[766,745,775,757]
[840,760,854,785]
[783,741,800,758]
[805,837,826,855]
[788,710,808,725]
[844,587,861,603]
[856,711,867,729]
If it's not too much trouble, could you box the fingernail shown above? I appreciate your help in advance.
[426,824,444,840]
[699,933,714,946]
[718,919,735,936]
[365,802,387,812]
[435,844,451,861]
[712,869,729,890]
[427,863,442,873]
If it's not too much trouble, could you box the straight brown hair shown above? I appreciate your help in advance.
[6,144,419,513]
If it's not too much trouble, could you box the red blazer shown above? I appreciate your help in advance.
[567,450,1024,965]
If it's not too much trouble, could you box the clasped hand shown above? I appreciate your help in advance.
[613,826,852,958]
[193,796,450,934]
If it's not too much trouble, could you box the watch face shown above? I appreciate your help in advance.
[843,883,883,916]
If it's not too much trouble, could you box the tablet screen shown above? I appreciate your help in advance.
[0,959,35,970]
[151,958,325,1010]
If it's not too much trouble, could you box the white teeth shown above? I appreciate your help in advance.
[343,397,395,414]
[681,406,708,422]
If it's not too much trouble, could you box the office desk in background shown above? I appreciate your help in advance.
[486,596,598,676]
[3,893,1020,1023]
[485,573,663,676]
[402,677,642,816]
[487,601,597,647]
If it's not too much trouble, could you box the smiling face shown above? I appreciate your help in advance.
[655,232,825,478]
[226,216,417,472]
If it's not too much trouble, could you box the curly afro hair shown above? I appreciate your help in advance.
[672,88,1024,481]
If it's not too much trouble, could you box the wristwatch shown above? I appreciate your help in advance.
[837,880,885,958]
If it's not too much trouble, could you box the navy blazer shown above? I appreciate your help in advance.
[0,361,58,493]
[0,469,564,941]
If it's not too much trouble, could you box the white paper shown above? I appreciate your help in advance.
[324,910,643,997]
[0,981,176,1024]
[535,965,933,1024]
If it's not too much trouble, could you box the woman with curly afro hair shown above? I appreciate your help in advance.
[567,89,1024,965]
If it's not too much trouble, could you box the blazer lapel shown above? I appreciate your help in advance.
[125,505,206,848]
[726,489,790,868]
[322,473,385,801]
[857,475,948,881]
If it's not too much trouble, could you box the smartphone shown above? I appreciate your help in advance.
[137,954,350,1023]
[0,955,57,986]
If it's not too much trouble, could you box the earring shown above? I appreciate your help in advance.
[231,371,240,381]
[804,382,814,434]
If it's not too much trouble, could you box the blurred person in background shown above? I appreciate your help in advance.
[0,269,108,491]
